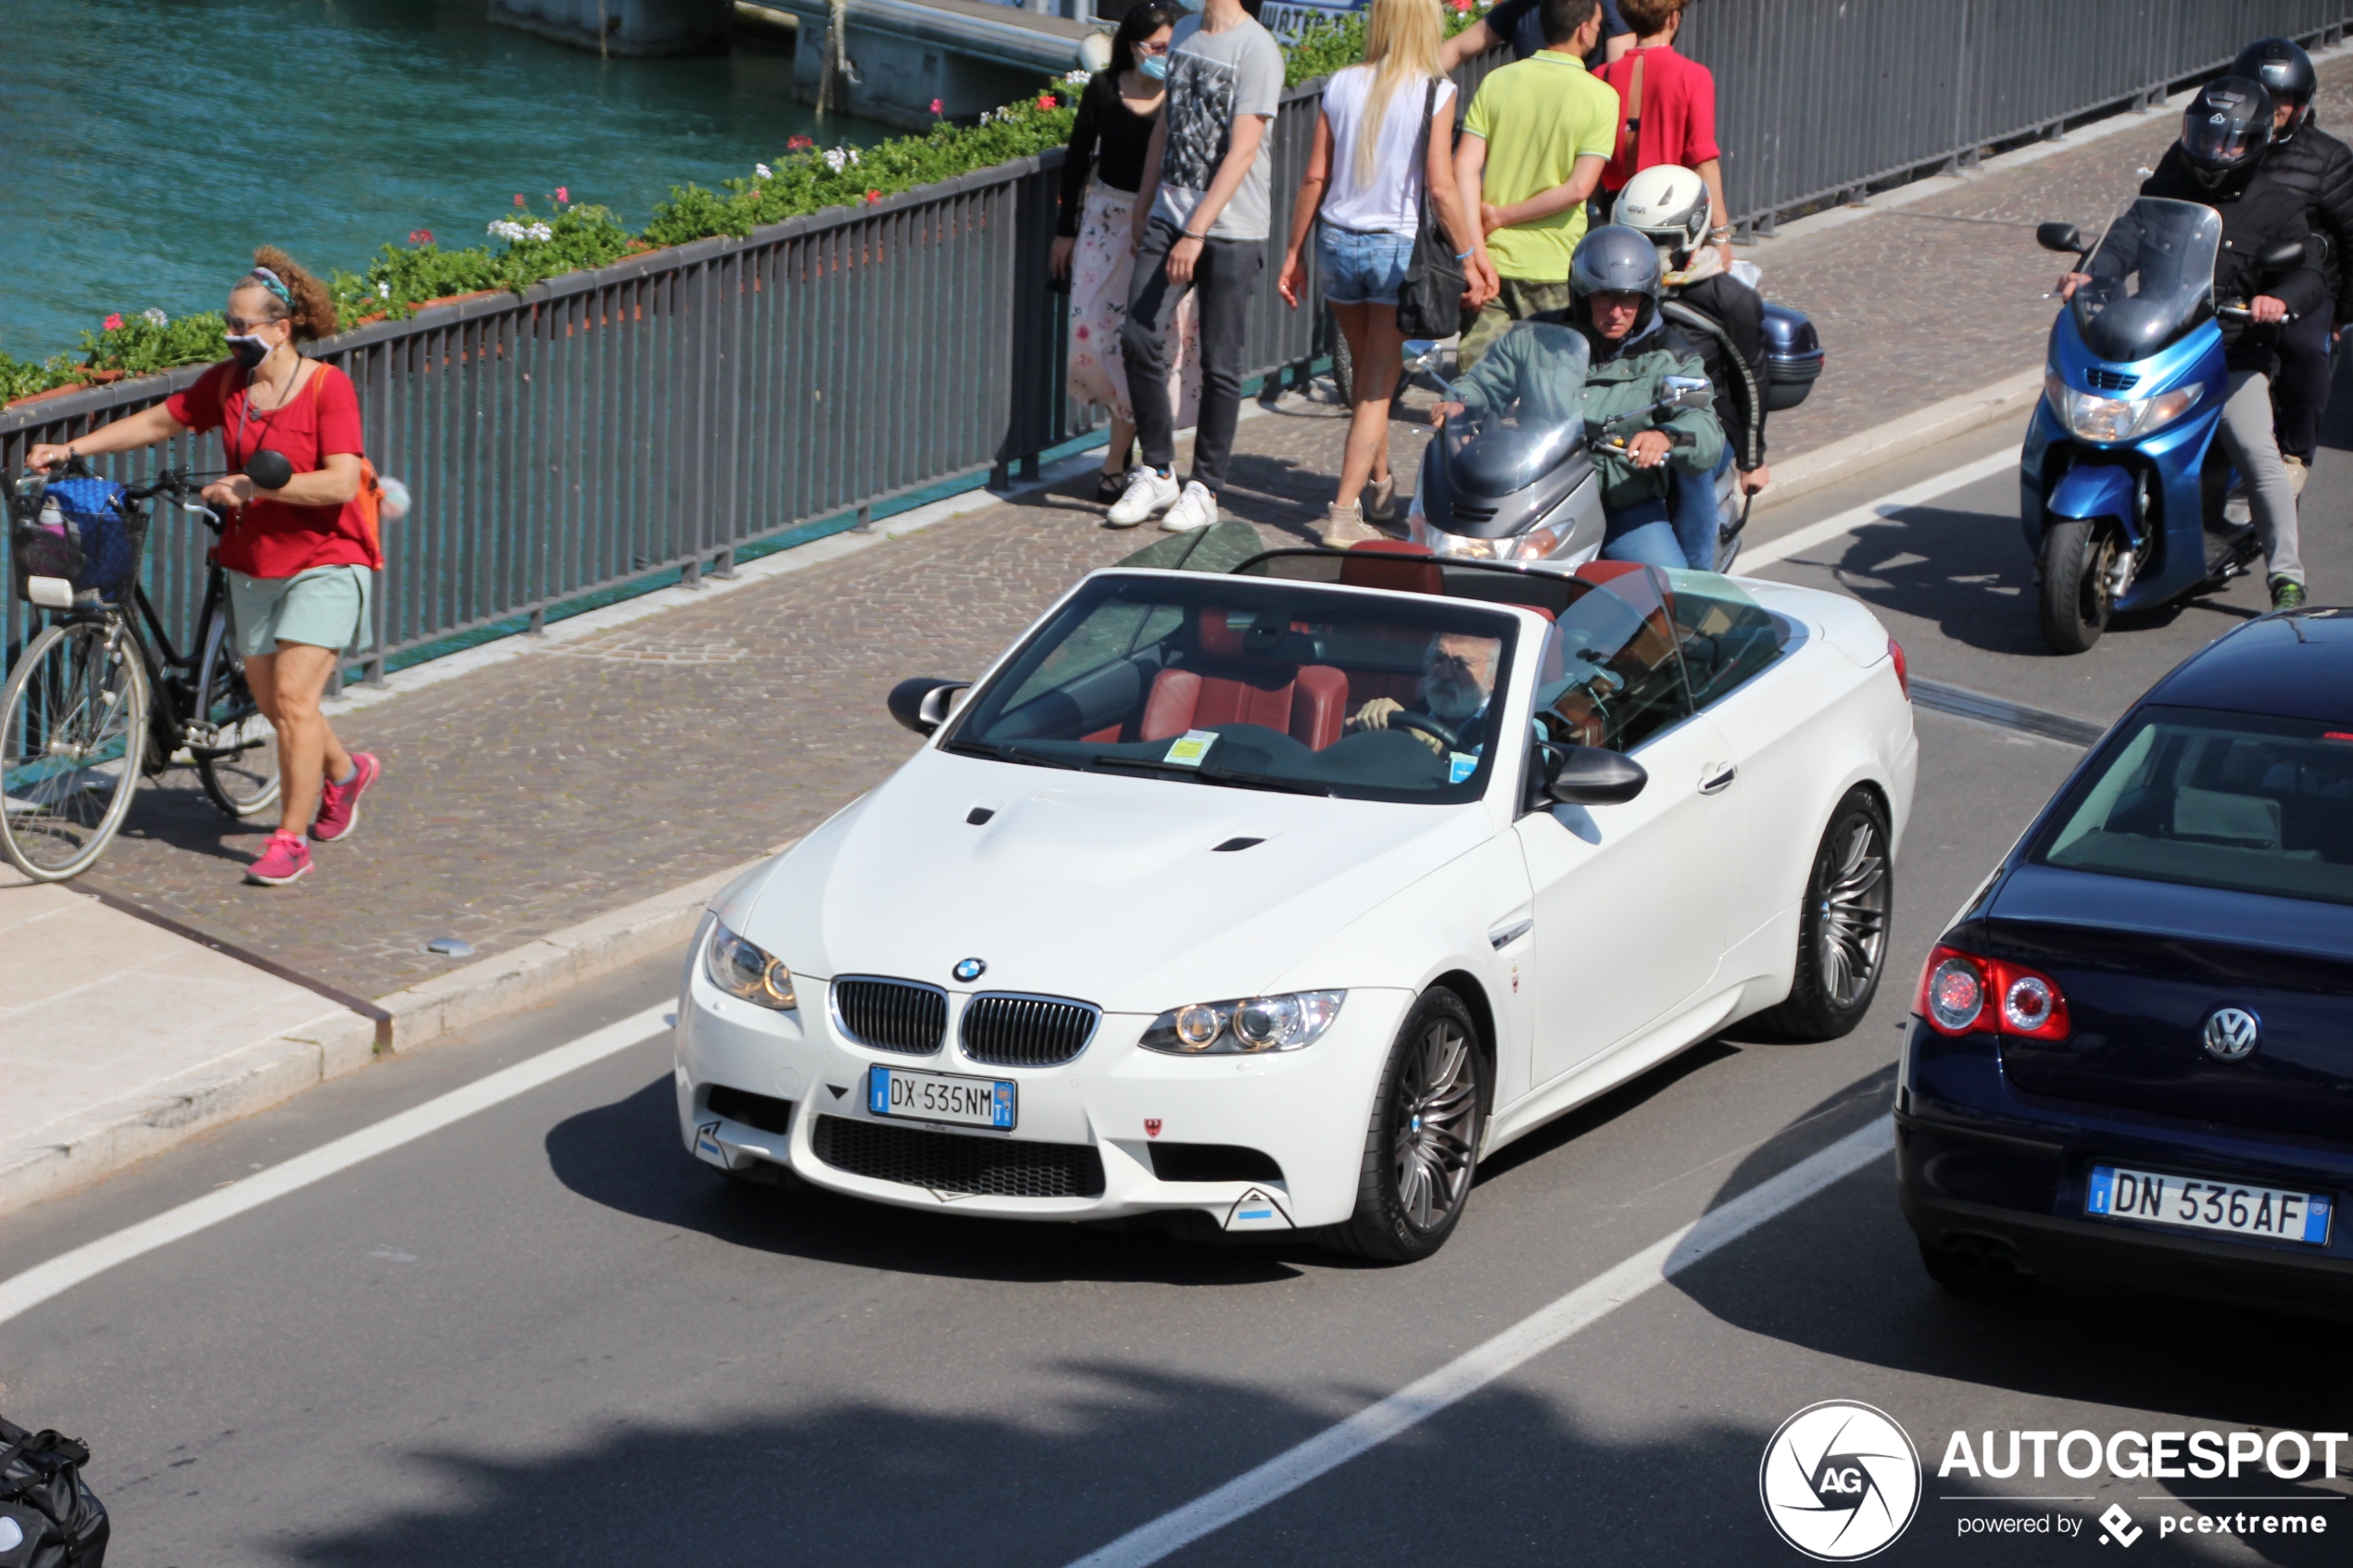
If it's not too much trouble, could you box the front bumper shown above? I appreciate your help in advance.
[674,926,1412,1231]
[1897,1021,2353,1311]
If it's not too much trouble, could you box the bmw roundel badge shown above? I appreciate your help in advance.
[952,957,987,983]
[2202,1006,2260,1062]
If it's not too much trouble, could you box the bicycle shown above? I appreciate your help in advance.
[2,460,281,882]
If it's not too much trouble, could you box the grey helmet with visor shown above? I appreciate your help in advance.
[2180,76,2275,191]
[1568,224,1666,337]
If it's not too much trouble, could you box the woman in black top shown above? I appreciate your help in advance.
[1053,0,1198,507]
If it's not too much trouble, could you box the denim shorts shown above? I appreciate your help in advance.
[1316,225,1415,307]
[226,565,371,659]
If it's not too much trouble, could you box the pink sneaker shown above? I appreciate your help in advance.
[245,831,312,886]
[312,752,381,844]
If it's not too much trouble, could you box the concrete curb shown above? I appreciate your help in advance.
[0,361,2050,1222]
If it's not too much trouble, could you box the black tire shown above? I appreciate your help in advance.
[1327,988,1487,1264]
[192,607,282,819]
[2037,516,2114,654]
[1747,789,1893,1043]
[0,619,150,883]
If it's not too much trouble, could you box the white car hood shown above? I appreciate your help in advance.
[736,749,1493,1011]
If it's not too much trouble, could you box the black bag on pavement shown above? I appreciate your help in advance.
[0,1418,108,1568]
[1394,76,1468,340]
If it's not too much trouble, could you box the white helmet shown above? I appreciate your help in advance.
[1614,165,1710,263]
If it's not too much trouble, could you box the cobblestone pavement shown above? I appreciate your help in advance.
[72,61,2353,997]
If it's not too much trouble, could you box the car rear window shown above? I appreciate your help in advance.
[947,572,1522,803]
[2034,705,2353,906]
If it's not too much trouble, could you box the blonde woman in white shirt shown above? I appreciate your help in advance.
[1278,0,1484,545]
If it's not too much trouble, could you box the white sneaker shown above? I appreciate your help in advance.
[1106,467,1180,527]
[1158,481,1219,533]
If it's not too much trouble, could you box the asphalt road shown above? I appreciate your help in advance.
[5,409,2351,1568]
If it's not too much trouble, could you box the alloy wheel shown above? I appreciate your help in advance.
[1392,1017,1478,1230]
[1817,814,1890,1010]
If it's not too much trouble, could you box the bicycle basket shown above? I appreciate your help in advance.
[11,476,144,601]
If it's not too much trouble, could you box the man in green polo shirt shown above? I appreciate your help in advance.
[1453,0,1619,367]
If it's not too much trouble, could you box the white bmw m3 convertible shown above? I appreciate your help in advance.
[675,545,1917,1261]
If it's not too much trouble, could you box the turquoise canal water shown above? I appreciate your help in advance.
[0,0,884,362]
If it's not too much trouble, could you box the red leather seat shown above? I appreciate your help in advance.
[1140,608,1350,750]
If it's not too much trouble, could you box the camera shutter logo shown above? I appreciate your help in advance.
[1758,1400,1921,1561]
[2202,1006,2260,1062]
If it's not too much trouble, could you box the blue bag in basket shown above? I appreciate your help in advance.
[17,478,140,598]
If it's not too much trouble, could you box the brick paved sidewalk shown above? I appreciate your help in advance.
[57,58,2353,999]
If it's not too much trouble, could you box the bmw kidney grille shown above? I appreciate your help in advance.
[959,994,1101,1067]
[831,977,948,1054]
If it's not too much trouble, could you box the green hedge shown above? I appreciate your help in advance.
[4,7,1485,408]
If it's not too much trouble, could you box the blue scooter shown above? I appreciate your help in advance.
[2021,196,2303,652]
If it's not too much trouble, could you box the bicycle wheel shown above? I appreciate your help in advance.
[193,607,282,818]
[0,617,152,882]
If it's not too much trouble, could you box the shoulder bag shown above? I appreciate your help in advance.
[1394,76,1469,340]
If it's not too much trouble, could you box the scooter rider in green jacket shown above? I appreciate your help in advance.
[1433,225,1724,568]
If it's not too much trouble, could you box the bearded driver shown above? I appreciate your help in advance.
[1349,632,1504,755]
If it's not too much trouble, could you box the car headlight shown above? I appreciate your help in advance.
[704,921,797,1010]
[1409,516,1569,562]
[1140,990,1345,1054]
[2044,370,2200,445]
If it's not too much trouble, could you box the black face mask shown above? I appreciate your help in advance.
[226,333,271,370]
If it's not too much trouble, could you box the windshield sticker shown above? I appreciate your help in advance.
[1164,730,1219,768]
[1448,752,1479,784]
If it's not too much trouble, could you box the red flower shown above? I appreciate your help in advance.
[866,188,883,203]
[408,228,434,245]
[555,185,570,203]
[1451,0,1471,10]
[1038,94,1055,110]
[930,97,943,116]
[513,193,526,207]
[103,312,124,332]
[787,134,814,150]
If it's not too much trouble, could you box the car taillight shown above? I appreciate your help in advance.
[1889,636,1910,698]
[1914,943,2070,1040]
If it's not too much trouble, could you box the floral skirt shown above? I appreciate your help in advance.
[1068,182,1200,430]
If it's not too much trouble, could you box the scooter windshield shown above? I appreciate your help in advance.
[2071,197,2222,361]
[1441,320,1591,495]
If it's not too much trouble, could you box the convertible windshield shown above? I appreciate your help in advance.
[2036,706,2353,906]
[2074,197,2222,361]
[947,573,1523,803]
[1441,320,1591,495]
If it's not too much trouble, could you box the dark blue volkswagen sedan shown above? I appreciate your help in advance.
[1899,608,2353,1311]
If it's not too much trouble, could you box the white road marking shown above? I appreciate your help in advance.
[0,1003,673,1328]
[1742,450,2020,572]
[1063,1117,1896,1568]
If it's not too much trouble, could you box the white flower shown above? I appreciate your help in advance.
[526,221,553,241]
[378,282,391,298]
[847,146,861,165]
[1063,68,1089,84]
[141,307,168,326]
[487,219,521,241]
[824,146,849,172]
[755,162,773,179]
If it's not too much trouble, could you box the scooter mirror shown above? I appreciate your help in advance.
[1660,375,1714,410]
[2035,221,2084,254]
[1401,339,1439,373]
[2256,238,2308,276]
[244,449,296,492]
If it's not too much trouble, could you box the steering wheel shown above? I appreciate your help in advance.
[1388,710,1462,750]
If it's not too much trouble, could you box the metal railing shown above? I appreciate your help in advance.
[1682,0,2351,234]
[7,0,2350,676]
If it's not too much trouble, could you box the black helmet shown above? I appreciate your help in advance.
[1570,224,1664,335]
[2180,76,2275,190]
[2230,37,2316,134]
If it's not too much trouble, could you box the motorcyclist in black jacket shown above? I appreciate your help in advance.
[2059,77,2325,611]
[1612,162,1769,570]
[2231,36,2353,489]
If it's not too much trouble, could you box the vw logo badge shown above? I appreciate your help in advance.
[952,957,987,983]
[2203,1007,2261,1062]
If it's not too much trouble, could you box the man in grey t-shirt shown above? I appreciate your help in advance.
[1106,0,1285,533]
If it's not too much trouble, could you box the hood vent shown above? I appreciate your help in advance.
[1212,836,1264,852]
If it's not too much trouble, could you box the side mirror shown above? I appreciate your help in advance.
[887,676,970,736]
[1660,374,1714,411]
[1401,339,1440,373]
[244,449,296,491]
[2257,238,2308,276]
[1546,743,1648,806]
[2035,221,2084,255]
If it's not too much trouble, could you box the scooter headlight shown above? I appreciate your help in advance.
[2045,371,2201,445]
[1409,515,1572,562]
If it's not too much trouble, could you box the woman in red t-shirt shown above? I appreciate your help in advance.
[1594,0,1732,270]
[29,249,383,889]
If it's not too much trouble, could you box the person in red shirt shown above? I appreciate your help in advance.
[29,249,383,888]
[1593,0,1732,270]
